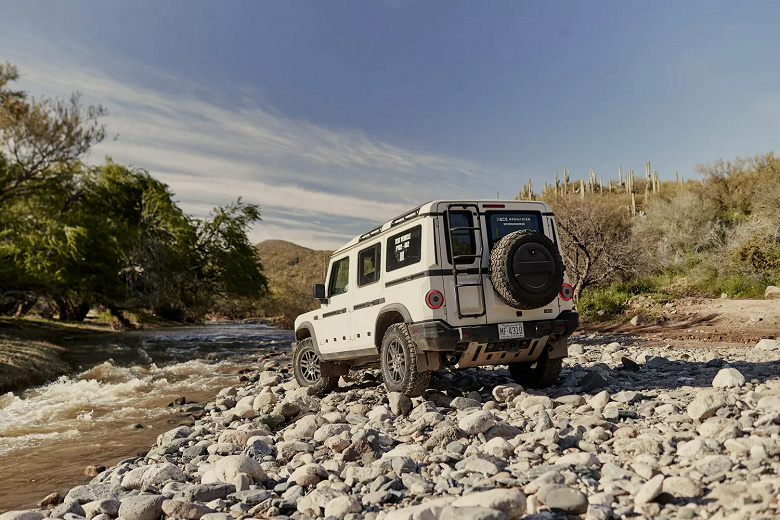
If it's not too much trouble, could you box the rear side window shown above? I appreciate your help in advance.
[358,243,381,286]
[386,225,422,272]
[486,211,543,249]
[328,257,350,296]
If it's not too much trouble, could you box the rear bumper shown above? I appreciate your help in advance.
[407,311,579,352]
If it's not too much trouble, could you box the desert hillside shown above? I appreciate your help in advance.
[254,240,332,328]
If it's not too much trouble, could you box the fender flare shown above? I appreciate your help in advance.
[295,321,323,356]
[373,303,414,349]
[375,303,413,323]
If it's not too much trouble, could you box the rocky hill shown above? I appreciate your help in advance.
[255,240,332,328]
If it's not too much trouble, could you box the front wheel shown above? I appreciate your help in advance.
[380,324,431,397]
[508,351,562,389]
[293,339,339,395]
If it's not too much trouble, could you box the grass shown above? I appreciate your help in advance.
[577,276,674,323]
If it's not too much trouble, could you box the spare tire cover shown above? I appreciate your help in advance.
[490,230,565,310]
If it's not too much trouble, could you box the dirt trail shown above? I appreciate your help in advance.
[580,297,780,348]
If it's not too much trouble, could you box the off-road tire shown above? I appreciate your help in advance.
[490,230,565,310]
[380,323,431,397]
[293,338,339,395]
[508,351,563,389]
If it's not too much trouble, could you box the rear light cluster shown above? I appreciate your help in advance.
[425,290,444,309]
[560,283,574,301]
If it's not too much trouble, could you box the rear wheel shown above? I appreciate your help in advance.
[381,324,431,397]
[293,339,339,395]
[508,351,562,388]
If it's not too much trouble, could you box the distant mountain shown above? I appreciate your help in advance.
[254,240,332,328]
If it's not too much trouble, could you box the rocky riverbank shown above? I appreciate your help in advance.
[3,334,780,520]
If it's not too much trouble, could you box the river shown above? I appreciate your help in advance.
[0,323,293,513]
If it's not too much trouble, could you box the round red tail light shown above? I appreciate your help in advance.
[425,290,444,309]
[560,283,574,301]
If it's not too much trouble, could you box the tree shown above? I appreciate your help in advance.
[552,197,643,301]
[0,61,106,204]
[0,62,269,324]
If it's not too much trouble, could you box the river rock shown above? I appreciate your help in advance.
[712,368,745,388]
[634,474,665,504]
[252,391,276,412]
[157,426,191,447]
[440,506,507,520]
[289,463,328,487]
[64,484,122,505]
[323,495,361,519]
[0,512,44,520]
[756,339,780,351]
[175,484,235,503]
[451,489,526,520]
[687,392,733,421]
[696,454,733,477]
[83,499,121,518]
[536,484,588,514]
[121,463,186,489]
[384,497,456,520]
[388,392,413,416]
[662,476,702,498]
[51,501,85,519]
[118,495,165,520]
[450,397,481,410]
[458,410,495,435]
[213,455,265,483]
[765,286,780,299]
[161,500,212,520]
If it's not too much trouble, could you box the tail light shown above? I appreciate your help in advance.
[425,290,444,309]
[560,283,574,301]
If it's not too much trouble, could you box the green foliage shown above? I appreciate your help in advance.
[0,62,268,323]
[576,277,672,322]
[537,152,780,320]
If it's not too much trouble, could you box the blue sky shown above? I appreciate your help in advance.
[2,1,779,248]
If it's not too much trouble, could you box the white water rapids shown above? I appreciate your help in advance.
[0,323,293,512]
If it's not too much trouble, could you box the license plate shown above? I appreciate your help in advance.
[498,322,525,339]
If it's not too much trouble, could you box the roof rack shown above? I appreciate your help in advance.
[390,205,422,227]
[359,226,383,242]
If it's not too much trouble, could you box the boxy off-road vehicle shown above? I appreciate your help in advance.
[293,200,579,396]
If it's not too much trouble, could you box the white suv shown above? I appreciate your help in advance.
[293,200,579,396]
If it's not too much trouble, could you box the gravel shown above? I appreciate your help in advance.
[13,334,780,520]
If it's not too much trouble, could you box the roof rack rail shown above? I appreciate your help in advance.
[359,226,383,241]
[390,205,422,227]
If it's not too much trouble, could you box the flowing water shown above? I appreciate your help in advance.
[0,323,293,513]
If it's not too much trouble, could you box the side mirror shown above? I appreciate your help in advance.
[313,284,327,301]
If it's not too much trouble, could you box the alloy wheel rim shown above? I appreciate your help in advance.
[386,340,406,384]
[300,348,321,383]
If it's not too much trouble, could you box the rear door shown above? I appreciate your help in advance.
[481,204,562,323]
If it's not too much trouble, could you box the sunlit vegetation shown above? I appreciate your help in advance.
[0,62,268,325]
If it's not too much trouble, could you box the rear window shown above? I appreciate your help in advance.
[444,210,477,265]
[386,225,422,272]
[486,211,543,249]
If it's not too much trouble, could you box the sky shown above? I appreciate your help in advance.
[1,1,779,249]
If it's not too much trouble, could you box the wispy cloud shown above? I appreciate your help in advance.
[2,32,511,249]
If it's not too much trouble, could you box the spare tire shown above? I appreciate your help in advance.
[490,230,564,309]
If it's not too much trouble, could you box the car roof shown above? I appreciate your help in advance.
[330,199,551,257]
